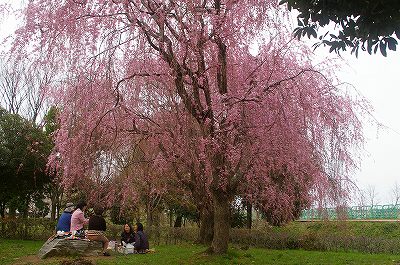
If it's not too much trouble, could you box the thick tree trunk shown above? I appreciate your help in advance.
[197,205,214,244]
[211,191,230,254]
[246,202,252,229]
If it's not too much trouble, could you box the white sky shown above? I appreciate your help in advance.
[1,2,399,205]
[339,52,400,205]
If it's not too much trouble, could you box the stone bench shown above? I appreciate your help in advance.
[38,236,103,259]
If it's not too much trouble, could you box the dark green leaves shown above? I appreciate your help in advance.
[0,108,52,208]
[293,25,317,40]
[280,0,400,57]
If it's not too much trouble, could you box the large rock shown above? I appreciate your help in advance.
[38,236,103,259]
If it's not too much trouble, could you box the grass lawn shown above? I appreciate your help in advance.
[2,239,400,265]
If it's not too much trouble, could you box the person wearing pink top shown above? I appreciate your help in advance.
[70,201,89,232]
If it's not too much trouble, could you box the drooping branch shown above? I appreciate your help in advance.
[215,37,227,95]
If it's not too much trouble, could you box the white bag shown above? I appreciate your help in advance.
[107,240,116,250]
[124,243,134,254]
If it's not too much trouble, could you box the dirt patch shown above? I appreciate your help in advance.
[11,255,103,265]
[60,258,94,265]
[12,253,115,265]
[11,255,44,265]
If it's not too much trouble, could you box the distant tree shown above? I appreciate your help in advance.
[0,59,27,115]
[109,205,134,225]
[355,188,367,207]
[230,198,247,228]
[391,181,400,205]
[366,185,379,206]
[30,191,50,218]
[280,0,400,56]
[0,58,52,124]
[42,106,64,221]
[0,108,52,217]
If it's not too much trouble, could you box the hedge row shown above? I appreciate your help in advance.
[2,218,400,254]
[0,218,197,244]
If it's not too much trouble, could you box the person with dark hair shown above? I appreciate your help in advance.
[56,203,75,232]
[86,207,110,256]
[70,201,88,232]
[121,223,135,246]
[133,222,149,253]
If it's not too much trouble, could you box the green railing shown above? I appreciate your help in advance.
[299,205,400,220]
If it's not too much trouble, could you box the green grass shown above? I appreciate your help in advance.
[281,221,400,239]
[2,239,400,265]
[0,239,43,264]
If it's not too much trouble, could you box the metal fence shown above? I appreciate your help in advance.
[299,205,400,220]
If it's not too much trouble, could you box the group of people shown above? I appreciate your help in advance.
[120,222,149,253]
[56,201,149,256]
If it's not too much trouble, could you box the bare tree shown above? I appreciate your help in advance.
[354,188,366,206]
[0,58,28,115]
[391,181,400,205]
[0,57,53,124]
[25,65,52,124]
[366,185,379,206]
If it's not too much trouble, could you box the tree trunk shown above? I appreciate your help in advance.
[169,210,173,227]
[174,214,183,227]
[146,205,153,227]
[211,191,230,254]
[153,210,160,226]
[146,204,161,227]
[246,202,252,229]
[21,197,30,218]
[198,209,214,244]
[0,202,5,218]
[50,199,57,221]
[56,204,60,219]
[9,203,16,217]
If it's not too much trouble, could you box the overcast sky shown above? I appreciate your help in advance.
[339,52,400,205]
[1,1,399,205]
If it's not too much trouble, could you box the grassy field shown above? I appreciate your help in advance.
[2,239,400,265]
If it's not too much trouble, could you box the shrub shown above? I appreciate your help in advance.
[0,217,56,240]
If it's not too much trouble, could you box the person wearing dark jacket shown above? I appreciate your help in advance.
[133,222,149,253]
[121,223,135,246]
[56,203,74,232]
[86,207,110,256]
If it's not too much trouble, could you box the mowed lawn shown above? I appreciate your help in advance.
[2,239,400,265]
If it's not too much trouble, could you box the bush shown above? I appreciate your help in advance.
[0,217,198,245]
[0,217,56,240]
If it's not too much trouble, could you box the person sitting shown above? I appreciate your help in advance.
[56,202,74,232]
[133,222,149,254]
[121,223,135,246]
[86,207,110,256]
[70,201,89,234]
